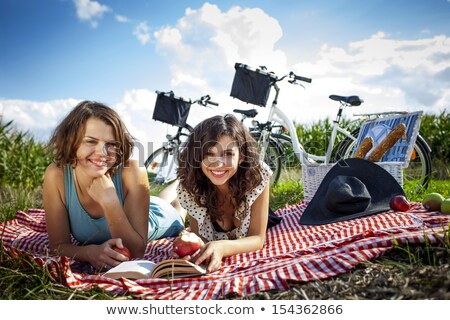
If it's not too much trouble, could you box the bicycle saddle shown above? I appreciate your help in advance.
[233,109,258,118]
[329,95,364,106]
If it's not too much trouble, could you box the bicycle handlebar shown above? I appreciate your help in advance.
[156,91,218,107]
[289,71,312,83]
[235,63,312,85]
[195,94,219,107]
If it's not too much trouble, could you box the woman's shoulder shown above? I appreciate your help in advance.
[177,184,192,203]
[260,161,273,176]
[245,161,271,201]
[121,159,149,187]
[121,159,144,175]
[43,163,65,198]
[44,163,64,181]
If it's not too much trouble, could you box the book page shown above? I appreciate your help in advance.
[103,260,157,280]
[151,259,207,279]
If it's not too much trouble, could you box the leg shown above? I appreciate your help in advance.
[158,180,187,221]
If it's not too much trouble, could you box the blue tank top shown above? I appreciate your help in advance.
[64,165,124,245]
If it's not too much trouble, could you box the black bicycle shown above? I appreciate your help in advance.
[145,91,218,184]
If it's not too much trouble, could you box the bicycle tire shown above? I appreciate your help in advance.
[145,146,178,185]
[403,136,432,192]
[250,132,283,186]
[332,129,432,192]
[144,125,192,185]
[260,132,303,168]
[269,133,300,168]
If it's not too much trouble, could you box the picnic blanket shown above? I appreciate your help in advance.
[1,202,449,300]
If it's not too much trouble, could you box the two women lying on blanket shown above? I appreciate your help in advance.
[44,102,279,273]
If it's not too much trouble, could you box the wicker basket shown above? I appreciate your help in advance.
[301,162,403,202]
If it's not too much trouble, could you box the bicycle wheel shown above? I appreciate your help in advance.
[145,146,178,185]
[269,133,300,168]
[251,133,283,186]
[403,136,432,191]
[145,125,192,185]
[331,128,360,161]
[332,129,432,192]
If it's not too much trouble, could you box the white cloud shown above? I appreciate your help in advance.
[0,90,212,162]
[153,4,449,127]
[133,22,151,45]
[0,99,79,141]
[153,2,287,97]
[291,32,450,123]
[73,0,111,28]
[0,93,176,162]
[115,15,129,23]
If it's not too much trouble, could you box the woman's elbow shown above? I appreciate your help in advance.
[256,235,266,250]
[132,241,147,258]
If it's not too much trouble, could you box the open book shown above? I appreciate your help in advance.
[103,259,207,280]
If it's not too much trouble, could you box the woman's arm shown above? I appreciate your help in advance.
[101,160,150,258]
[192,184,270,272]
[44,164,79,255]
[43,164,129,269]
[187,215,207,243]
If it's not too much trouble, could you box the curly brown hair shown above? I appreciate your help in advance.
[47,100,134,174]
[177,114,263,222]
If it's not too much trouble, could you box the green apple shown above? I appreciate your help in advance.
[422,193,445,211]
[441,198,450,215]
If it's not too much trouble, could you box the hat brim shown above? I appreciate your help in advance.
[300,158,405,225]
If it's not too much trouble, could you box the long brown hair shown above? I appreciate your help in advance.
[47,100,134,174]
[178,114,262,221]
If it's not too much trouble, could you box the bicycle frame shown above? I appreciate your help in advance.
[258,82,357,165]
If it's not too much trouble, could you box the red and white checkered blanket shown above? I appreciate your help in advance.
[1,202,448,299]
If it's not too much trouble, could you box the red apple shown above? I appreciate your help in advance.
[112,245,132,260]
[173,230,203,257]
[390,195,411,212]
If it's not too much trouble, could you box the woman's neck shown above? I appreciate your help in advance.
[216,182,229,196]
[73,167,93,196]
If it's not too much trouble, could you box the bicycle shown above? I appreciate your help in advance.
[230,63,432,191]
[145,91,218,185]
[233,107,291,184]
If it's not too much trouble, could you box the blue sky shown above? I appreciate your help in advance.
[1,0,450,157]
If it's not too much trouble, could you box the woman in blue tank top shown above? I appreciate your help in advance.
[43,101,185,270]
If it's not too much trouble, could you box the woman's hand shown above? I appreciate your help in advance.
[168,248,197,261]
[191,240,226,272]
[87,173,119,209]
[87,238,130,270]
[168,240,204,261]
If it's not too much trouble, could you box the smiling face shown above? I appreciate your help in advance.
[75,117,119,177]
[201,135,242,192]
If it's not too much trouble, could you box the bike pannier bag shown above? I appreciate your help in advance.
[230,63,275,107]
[153,91,191,127]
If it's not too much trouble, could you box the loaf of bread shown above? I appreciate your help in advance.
[367,123,407,162]
[353,136,374,158]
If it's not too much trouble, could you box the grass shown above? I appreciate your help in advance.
[270,168,450,210]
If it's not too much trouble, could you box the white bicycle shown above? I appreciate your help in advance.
[230,63,432,190]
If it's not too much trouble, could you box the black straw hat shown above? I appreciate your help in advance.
[300,158,405,225]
